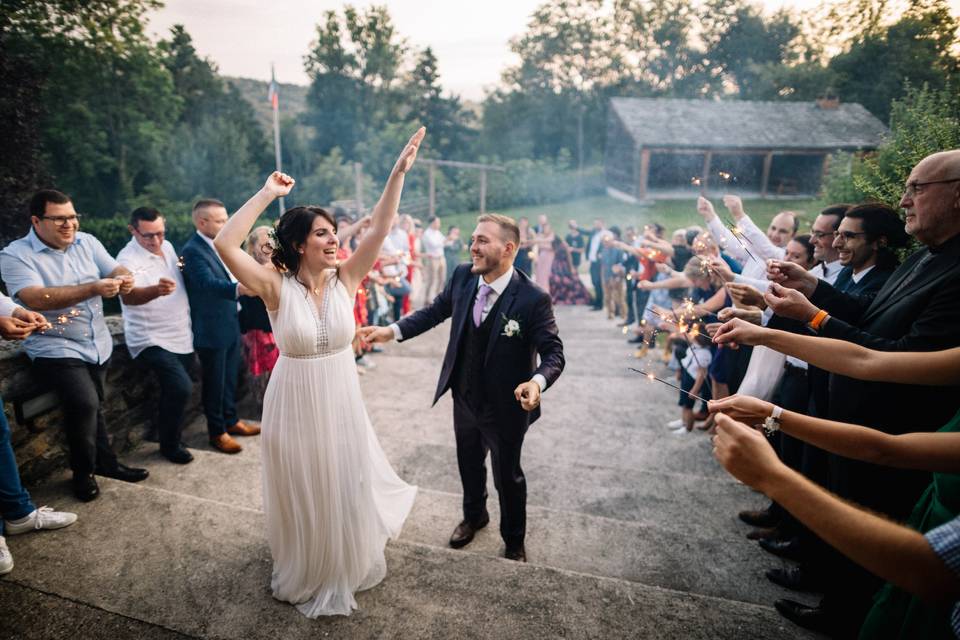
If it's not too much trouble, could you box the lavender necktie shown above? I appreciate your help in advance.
[473,284,493,327]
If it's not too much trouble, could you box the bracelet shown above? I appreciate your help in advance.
[762,405,783,437]
[808,309,829,331]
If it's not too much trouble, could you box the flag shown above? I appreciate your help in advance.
[268,67,279,111]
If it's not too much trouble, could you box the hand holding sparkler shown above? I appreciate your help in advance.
[94,278,123,299]
[725,282,766,309]
[764,282,820,323]
[0,316,37,340]
[766,259,818,297]
[711,413,783,490]
[156,277,177,296]
[116,274,135,295]
[718,306,763,325]
[696,196,717,221]
[708,394,775,425]
[629,367,708,403]
[706,257,734,283]
[721,195,745,220]
[712,317,768,349]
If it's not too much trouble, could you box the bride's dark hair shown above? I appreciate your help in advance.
[271,206,337,274]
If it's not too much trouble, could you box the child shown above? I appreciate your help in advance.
[675,331,713,433]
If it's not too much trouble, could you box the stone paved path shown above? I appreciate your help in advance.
[0,305,821,639]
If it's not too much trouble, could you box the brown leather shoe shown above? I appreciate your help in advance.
[210,433,242,454]
[504,545,527,562]
[226,420,261,436]
[449,516,489,549]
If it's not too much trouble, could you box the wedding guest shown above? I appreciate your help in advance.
[564,222,586,270]
[421,216,447,303]
[587,218,607,310]
[762,150,960,635]
[0,189,148,501]
[117,206,195,464]
[675,329,713,433]
[515,217,534,277]
[181,198,260,455]
[0,293,77,576]
[380,222,411,321]
[444,225,464,283]
[548,236,591,305]
[600,227,627,319]
[239,226,279,407]
[533,221,556,295]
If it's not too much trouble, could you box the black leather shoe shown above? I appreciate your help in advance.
[759,537,805,562]
[449,516,489,549]
[504,545,527,562]
[627,335,645,344]
[73,474,100,502]
[97,463,149,483]
[774,599,835,635]
[766,566,823,593]
[161,445,194,465]
[738,508,779,528]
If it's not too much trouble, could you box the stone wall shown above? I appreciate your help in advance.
[0,316,259,483]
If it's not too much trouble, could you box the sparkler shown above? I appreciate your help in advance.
[628,367,708,403]
[691,177,702,187]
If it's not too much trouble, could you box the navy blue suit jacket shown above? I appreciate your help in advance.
[180,232,240,349]
[397,264,564,427]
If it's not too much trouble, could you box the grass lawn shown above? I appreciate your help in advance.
[434,194,826,239]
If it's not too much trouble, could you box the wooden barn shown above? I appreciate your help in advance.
[605,97,888,201]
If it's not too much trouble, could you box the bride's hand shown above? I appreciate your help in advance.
[392,127,426,177]
[357,325,395,345]
[263,171,295,198]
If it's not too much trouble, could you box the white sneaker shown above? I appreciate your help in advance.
[0,537,12,575]
[666,419,684,429]
[671,426,690,435]
[4,506,78,535]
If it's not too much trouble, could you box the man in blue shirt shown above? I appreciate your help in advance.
[0,189,149,501]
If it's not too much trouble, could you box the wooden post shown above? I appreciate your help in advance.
[820,154,832,192]
[479,169,487,214]
[701,151,713,195]
[760,152,773,198]
[638,148,651,200]
[353,162,363,216]
[428,162,436,218]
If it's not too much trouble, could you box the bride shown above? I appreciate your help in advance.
[214,128,425,616]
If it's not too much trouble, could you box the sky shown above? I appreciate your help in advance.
[147,0,926,101]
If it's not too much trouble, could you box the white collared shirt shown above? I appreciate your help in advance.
[782,259,843,370]
[421,228,445,258]
[117,238,193,358]
[851,264,876,284]
[0,292,19,317]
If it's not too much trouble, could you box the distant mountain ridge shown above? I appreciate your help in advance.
[225,76,308,132]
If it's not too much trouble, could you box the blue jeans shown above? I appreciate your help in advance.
[136,347,194,452]
[386,280,411,322]
[0,399,36,535]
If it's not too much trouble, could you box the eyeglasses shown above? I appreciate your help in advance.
[832,230,867,242]
[810,230,832,240]
[904,178,960,198]
[133,227,165,241]
[41,214,81,227]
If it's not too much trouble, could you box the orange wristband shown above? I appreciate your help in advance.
[808,309,829,331]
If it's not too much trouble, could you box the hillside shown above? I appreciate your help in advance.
[225,75,309,132]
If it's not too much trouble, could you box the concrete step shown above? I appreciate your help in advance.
[124,437,812,609]
[6,476,816,640]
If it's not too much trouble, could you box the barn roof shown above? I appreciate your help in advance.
[610,97,888,151]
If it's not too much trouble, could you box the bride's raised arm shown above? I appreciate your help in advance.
[339,127,425,293]
[214,172,294,310]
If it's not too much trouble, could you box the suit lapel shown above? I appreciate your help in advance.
[862,251,953,322]
[453,271,479,345]
[194,234,229,279]
[484,271,521,366]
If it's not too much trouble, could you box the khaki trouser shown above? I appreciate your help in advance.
[422,255,446,305]
[604,277,626,319]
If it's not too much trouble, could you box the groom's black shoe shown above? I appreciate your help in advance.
[504,545,526,562]
[449,515,489,549]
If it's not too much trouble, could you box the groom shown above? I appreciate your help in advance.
[360,213,564,562]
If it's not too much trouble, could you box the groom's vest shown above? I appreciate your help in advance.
[451,289,505,416]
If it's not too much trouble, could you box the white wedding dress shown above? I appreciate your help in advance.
[261,271,417,617]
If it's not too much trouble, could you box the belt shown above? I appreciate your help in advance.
[279,346,351,360]
[783,362,808,375]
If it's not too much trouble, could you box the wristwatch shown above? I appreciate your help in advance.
[762,405,783,437]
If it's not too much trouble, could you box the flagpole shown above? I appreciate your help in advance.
[270,63,285,215]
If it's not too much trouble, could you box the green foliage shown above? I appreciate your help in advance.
[81,212,196,256]
[823,84,960,206]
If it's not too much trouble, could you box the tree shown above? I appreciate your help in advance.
[406,47,474,159]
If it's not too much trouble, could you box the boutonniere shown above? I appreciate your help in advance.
[501,313,522,338]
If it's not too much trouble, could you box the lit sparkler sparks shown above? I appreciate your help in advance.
[628,367,709,403]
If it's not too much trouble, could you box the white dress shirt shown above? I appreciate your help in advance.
[391,266,548,392]
[0,292,19,317]
[782,259,844,370]
[851,264,875,284]
[421,228,445,258]
[117,238,194,358]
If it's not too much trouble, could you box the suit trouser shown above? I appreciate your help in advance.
[589,261,603,309]
[453,394,527,548]
[0,397,36,534]
[136,347,194,452]
[31,357,118,476]
[625,280,637,324]
[196,339,241,438]
[422,255,446,305]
